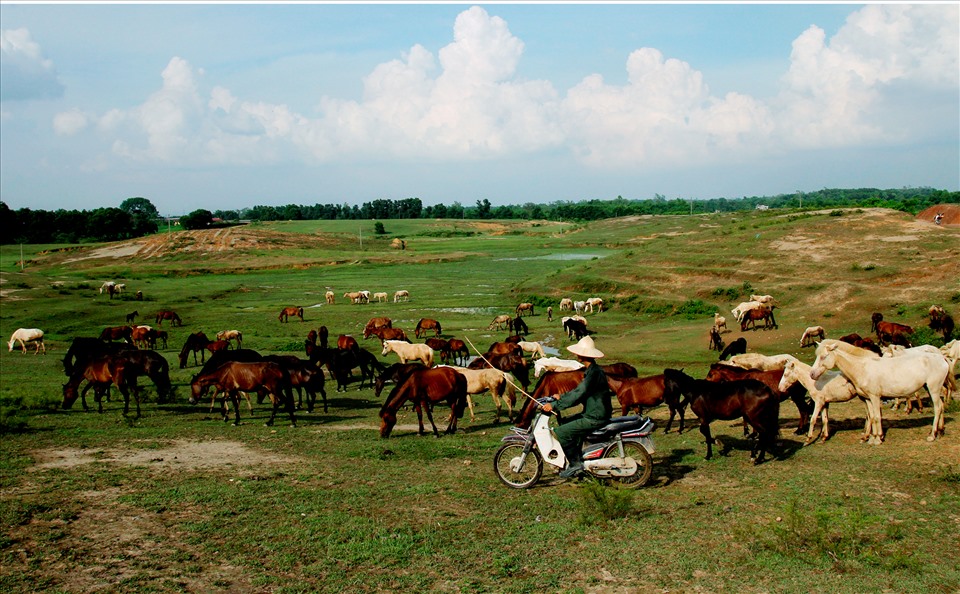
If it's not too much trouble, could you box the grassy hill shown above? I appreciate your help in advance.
[0,207,958,593]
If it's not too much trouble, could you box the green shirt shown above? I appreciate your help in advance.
[554,362,613,422]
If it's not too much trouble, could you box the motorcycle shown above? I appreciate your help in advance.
[493,397,655,489]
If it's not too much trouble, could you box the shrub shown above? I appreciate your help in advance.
[575,479,635,525]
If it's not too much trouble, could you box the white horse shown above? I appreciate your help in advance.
[373,292,389,303]
[381,340,433,367]
[779,359,863,444]
[811,340,950,443]
[533,356,584,378]
[799,325,825,347]
[216,330,243,349]
[393,290,410,302]
[7,328,46,354]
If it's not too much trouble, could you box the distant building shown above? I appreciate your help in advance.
[756,204,769,211]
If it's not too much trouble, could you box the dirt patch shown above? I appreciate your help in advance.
[917,203,960,226]
[31,439,296,472]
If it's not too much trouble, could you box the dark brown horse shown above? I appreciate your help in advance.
[468,353,530,391]
[876,320,914,347]
[190,361,295,426]
[606,373,687,432]
[664,368,780,464]
[425,338,451,363]
[263,355,328,413]
[115,349,173,404]
[155,310,182,327]
[414,318,442,339]
[484,341,523,358]
[446,338,469,366]
[839,333,882,355]
[337,334,359,353]
[62,354,141,417]
[330,347,385,392]
[99,325,133,343]
[205,339,231,356]
[705,363,812,435]
[379,366,467,438]
[178,332,210,368]
[63,337,134,376]
[374,363,426,399]
[278,306,304,323]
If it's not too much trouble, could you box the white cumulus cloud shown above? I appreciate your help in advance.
[53,108,90,135]
[0,28,64,101]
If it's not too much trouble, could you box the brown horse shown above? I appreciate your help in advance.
[705,363,812,435]
[62,355,141,417]
[374,363,426,399]
[446,338,469,366]
[131,325,157,349]
[414,318,442,338]
[484,341,523,358]
[190,361,295,426]
[337,334,359,353]
[363,317,393,339]
[425,338,451,363]
[379,366,467,438]
[99,325,133,343]
[263,355,328,413]
[664,368,780,464]
[606,373,688,432]
[278,306,304,323]
[205,339,231,356]
[155,310,182,327]
[876,320,914,347]
[178,332,210,368]
[62,337,134,376]
[739,307,777,331]
[367,326,409,343]
[115,349,173,404]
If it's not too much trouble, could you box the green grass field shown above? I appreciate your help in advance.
[1,208,958,593]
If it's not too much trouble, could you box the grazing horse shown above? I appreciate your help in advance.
[516,302,534,317]
[263,355,328,413]
[131,325,158,350]
[367,326,409,343]
[216,330,243,349]
[100,325,133,343]
[446,338,469,366]
[563,318,588,340]
[800,326,826,347]
[329,348,385,392]
[382,340,433,367]
[373,292,389,303]
[488,315,512,331]
[811,340,949,443]
[664,368,780,464]
[155,310,182,327]
[484,341,523,358]
[7,328,46,354]
[363,317,393,339]
[63,337,133,376]
[393,290,410,302]
[379,366,468,438]
[705,363,812,435]
[125,311,139,323]
[62,355,141,416]
[205,340,231,356]
[178,332,211,368]
[414,318,442,338]
[425,338,451,363]
[114,349,173,404]
[839,333,882,355]
[740,307,777,331]
[517,341,546,360]
[719,337,747,361]
[343,291,365,304]
[585,297,604,313]
[278,306,304,323]
[559,298,573,311]
[325,291,336,305]
[512,315,529,336]
[190,361,296,427]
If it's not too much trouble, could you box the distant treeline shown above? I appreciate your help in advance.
[2,187,956,244]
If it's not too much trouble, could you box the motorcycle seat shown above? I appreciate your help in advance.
[587,415,652,441]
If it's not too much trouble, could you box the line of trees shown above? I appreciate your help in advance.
[2,187,956,244]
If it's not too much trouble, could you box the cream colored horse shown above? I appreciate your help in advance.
[381,340,433,367]
[779,359,864,444]
[811,340,949,443]
[446,366,512,423]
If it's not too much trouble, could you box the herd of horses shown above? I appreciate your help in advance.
[41,290,958,471]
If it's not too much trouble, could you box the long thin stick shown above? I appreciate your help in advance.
[463,336,538,405]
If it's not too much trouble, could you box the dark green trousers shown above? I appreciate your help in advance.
[554,413,607,464]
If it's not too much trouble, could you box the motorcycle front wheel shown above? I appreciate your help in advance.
[602,441,653,489]
[494,443,543,489]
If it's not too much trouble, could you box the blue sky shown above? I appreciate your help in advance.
[1,3,957,216]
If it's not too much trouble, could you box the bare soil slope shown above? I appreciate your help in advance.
[917,203,960,225]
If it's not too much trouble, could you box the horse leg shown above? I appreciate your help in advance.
[805,398,825,444]
[926,383,944,441]
[699,420,714,460]
[868,396,884,445]
[413,402,427,435]
[423,401,441,437]
[466,395,476,422]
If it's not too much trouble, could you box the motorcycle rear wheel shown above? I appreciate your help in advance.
[494,443,543,489]
[602,441,653,488]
